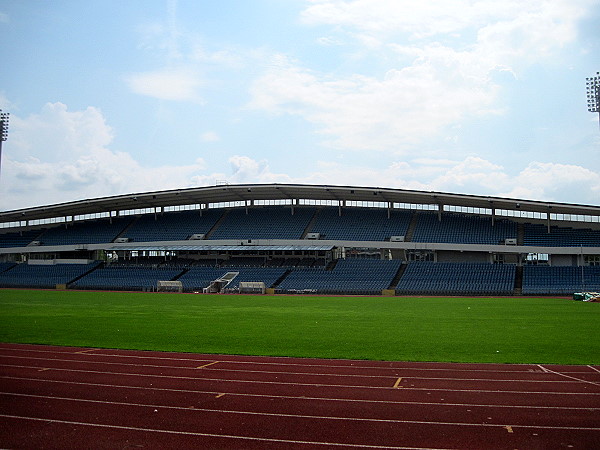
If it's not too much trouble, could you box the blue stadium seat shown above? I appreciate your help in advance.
[309,207,412,241]
[522,265,600,294]
[37,217,133,246]
[124,209,223,242]
[523,224,600,247]
[277,259,402,295]
[210,207,315,240]
[0,262,100,289]
[395,262,516,296]
[412,212,517,245]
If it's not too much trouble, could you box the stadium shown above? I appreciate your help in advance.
[1,182,599,296]
[2,184,600,449]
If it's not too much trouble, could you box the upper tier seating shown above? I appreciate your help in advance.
[277,258,402,295]
[37,217,134,246]
[0,262,100,289]
[72,265,184,291]
[395,261,516,295]
[412,212,517,245]
[0,230,44,248]
[123,209,224,242]
[309,207,412,241]
[523,224,600,247]
[210,207,315,240]
[522,265,600,294]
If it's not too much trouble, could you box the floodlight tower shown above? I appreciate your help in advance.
[0,109,8,180]
[586,72,600,129]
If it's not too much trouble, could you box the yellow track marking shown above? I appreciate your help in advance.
[75,349,97,354]
[196,361,219,369]
[504,425,514,433]
[393,377,403,388]
[215,393,226,399]
[37,368,50,372]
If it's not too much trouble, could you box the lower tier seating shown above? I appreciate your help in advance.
[0,262,100,289]
[72,265,185,291]
[277,259,402,295]
[395,262,516,295]
[522,265,600,295]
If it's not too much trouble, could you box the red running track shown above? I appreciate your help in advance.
[0,343,599,449]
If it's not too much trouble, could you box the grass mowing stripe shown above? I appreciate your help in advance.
[0,289,598,364]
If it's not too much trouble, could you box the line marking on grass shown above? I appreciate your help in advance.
[393,378,403,388]
[197,361,219,369]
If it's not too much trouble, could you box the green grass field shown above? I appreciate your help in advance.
[0,289,598,364]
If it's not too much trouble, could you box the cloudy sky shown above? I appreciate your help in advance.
[0,0,599,211]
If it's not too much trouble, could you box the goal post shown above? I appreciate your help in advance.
[239,281,266,294]
[157,280,183,293]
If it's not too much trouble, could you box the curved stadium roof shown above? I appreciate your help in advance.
[1,183,600,224]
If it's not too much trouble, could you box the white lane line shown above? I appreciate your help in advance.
[537,365,600,388]
[3,391,600,430]
[0,356,589,384]
[4,363,600,394]
[0,346,585,374]
[3,375,600,407]
[0,355,400,381]
[588,366,600,374]
[0,414,452,450]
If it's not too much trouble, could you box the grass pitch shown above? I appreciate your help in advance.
[0,289,598,364]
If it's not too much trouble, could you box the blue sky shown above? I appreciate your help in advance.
[1,0,599,211]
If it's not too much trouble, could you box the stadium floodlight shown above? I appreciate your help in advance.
[586,72,600,128]
[0,109,9,180]
[0,110,8,142]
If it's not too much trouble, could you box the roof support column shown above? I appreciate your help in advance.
[437,204,443,222]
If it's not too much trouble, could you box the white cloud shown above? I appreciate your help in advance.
[200,131,220,142]
[8,102,113,162]
[0,104,211,210]
[125,68,204,102]
[503,162,600,202]
[249,55,497,152]
[248,0,592,154]
[194,154,600,206]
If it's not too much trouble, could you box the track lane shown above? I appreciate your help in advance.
[1,344,599,449]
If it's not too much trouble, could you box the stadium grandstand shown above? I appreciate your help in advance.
[0,183,599,296]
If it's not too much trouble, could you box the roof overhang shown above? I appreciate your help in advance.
[2,183,600,223]
[108,244,334,252]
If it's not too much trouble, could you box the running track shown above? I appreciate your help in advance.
[1,343,599,449]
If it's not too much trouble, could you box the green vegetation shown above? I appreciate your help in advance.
[0,289,598,364]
